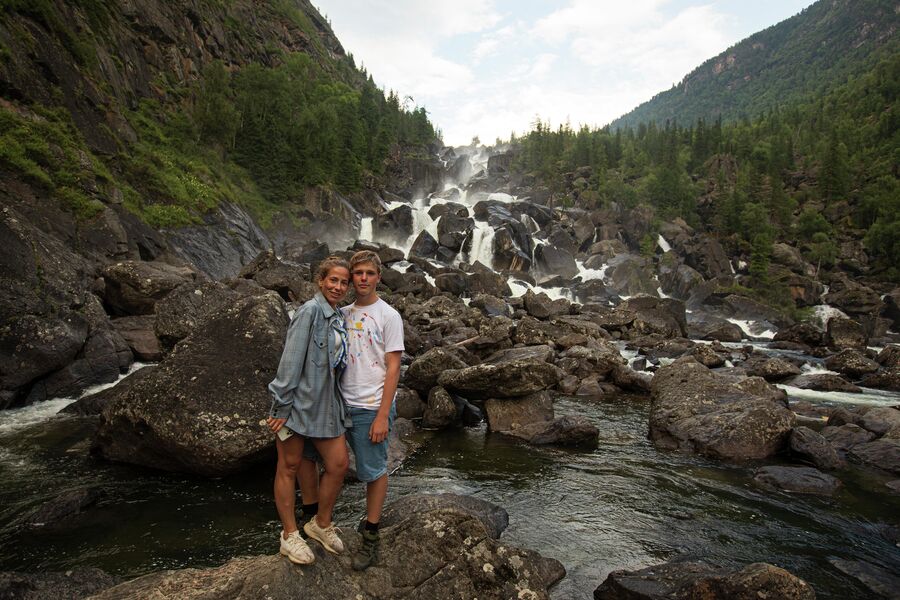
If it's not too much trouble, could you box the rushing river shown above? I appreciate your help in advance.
[1,378,898,599]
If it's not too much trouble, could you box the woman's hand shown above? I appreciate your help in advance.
[266,416,287,433]
[369,415,389,444]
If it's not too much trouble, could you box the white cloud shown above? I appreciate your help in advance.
[314,1,811,145]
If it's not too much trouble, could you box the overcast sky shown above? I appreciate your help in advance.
[313,0,816,146]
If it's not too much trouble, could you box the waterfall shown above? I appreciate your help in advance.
[657,234,671,252]
[467,224,495,269]
[359,217,373,242]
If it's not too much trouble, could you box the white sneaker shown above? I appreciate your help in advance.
[280,530,315,564]
[303,518,345,554]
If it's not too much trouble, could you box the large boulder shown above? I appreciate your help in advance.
[848,439,900,475]
[421,386,459,429]
[789,426,846,470]
[825,317,867,349]
[91,292,287,476]
[786,374,861,394]
[523,289,571,319]
[238,251,314,302]
[404,348,469,394]
[753,465,842,495]
[90,495,565,600]
[373,204,414,241]
[438,359,564,400]
[829,558,900,600]
[484,390,553,432]
[820,424,876,453]
[504,415,600,449]
[621,296,688,339]
[533,244,578,279]
[153,280,242,350]
[824,349,880,378]
[595,561,815,600]
[649,358,794,460]
[102,260,196,316]
[111,315,162,361]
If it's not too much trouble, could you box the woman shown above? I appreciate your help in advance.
[266,256,352,564]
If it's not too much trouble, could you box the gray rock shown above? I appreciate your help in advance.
[0,568,119,600]
[504,415,600,449]
[753,466,842,495]
[403,348,469,394]
[789,426,846,470]
[848,439,900,475]
[826,316,867,349]
[92,293,286,476]
[533,244,578,279]
[422,386,458,429]
[788,373,862,393]
[523,289,571,319]
[649,358,794,460]
[820,424,876,453]
[112,315,162,361]
[746,357,802,381]
[395,387,425,420]
[824,349,880,378]
[829,559,900,600]
[102,260,196,316]
[438,358,564,400]
[858,407,900,436]
[594,560,815,600]
[238,251,314,302]
[91,495,564,600]
[484,390,553,432]
[153,280,242,350]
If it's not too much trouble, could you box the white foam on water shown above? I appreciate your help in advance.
[359,217,373,242]
[467,224,495,269]
[800,364,838,375]
[812,304,848,329]
[657,235,671,253]
[778,384,899,407]
[726,318,775,340]
[574,260,608,283]
[487,192,515,203]
[0,362,151,437]
[507,279,532,298]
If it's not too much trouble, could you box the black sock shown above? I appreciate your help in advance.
[301,502,319,517]
[364,520,379,533]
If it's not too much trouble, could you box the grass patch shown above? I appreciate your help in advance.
[0,104,106,219]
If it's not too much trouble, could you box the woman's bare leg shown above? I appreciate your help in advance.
[310,435,349,526]
[274,434,304,536]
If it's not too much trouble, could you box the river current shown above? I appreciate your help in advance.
[0,375,897,599]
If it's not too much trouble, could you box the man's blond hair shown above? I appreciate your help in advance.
[349,250,382,274]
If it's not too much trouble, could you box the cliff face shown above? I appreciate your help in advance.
[0,1,363,408]
[0,0,349,155]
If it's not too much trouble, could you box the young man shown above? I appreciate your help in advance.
[340,250,404,571]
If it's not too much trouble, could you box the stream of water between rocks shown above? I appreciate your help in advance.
[1,370,897,599]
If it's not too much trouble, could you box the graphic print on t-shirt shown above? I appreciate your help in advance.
[340,299,405,409]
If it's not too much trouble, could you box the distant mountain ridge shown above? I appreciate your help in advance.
[610,0,899,130]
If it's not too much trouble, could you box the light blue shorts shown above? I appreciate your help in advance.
[346,404,395,483]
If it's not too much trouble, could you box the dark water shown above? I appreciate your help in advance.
[1,392,898,599]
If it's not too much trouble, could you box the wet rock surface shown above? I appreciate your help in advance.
[90,494,564,600]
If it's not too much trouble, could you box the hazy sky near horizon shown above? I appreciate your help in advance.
[313,1,816,146]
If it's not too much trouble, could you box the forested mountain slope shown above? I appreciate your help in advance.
[610,0,898,130]
[0,0,436,231]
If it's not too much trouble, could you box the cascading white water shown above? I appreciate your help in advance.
[657,234,671,252]
[359,217,373,242]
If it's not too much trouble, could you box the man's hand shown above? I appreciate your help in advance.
[369,414,389,443]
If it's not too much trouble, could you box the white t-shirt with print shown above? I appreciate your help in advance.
[340,298,404,409]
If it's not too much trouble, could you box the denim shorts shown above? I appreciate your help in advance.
[346,404,395,483]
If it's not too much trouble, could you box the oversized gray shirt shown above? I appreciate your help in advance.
[268,292,350,438]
